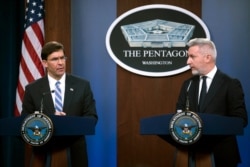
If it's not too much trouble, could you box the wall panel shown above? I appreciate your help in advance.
[45,0,71,72]
[117,0,201,166]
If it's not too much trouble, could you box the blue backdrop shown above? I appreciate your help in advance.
[71,0,250,167]
[202,1,250,166]
[71,0,117,166]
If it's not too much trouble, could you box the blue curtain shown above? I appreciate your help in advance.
[0,1,25,166]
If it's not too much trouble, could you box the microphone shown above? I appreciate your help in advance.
[185,80,192,111]
[40,90,55,113]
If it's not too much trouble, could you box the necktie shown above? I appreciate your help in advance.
[55,81,63,112]
[199,76,207,112]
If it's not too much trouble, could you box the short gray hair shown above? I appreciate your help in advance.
[187,38,217,60]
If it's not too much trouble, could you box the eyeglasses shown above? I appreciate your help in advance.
[47,56,67,62]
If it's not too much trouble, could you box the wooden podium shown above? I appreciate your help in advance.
[140,113,244,167]
[0,115,96,167]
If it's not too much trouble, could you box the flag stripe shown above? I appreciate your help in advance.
[22,37,43,80]
[20,51,34,83]
[14,0,45,116]
[32,21,45,44]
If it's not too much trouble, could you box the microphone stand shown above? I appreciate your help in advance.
[39,90,54,113]
[185,80,192,112]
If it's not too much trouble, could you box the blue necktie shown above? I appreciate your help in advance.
[55,81,63,112]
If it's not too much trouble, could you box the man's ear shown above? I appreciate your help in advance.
[205,54,212,62]
[42,60,48,68]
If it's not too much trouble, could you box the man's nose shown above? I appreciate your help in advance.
[58,59,64,63]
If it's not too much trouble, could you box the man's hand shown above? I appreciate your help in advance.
[54,111,66,116]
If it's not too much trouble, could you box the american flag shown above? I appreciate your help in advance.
[14,0,45,116]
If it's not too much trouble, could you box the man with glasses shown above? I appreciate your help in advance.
[22,41,98,167]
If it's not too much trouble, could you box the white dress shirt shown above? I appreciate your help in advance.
[48,74,66,107]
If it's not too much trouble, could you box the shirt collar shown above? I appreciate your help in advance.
[48,73,66,87]
[201,66,217,80]
[206,66,217,80]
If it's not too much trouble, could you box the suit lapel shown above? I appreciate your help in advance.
[63,75,75,113]
[39,77,55,115]
[201,70,224,112]
[190,76,200,112]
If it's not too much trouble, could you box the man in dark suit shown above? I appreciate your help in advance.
[176,38,248,167]
[22,41,98,167]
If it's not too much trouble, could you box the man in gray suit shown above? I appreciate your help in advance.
[176,38,248,167]
[22,41,98,167]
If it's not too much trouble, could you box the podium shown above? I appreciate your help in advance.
[140,113,244,167]
[0,115,96,167]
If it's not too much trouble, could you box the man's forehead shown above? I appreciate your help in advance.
[48,50,64,57]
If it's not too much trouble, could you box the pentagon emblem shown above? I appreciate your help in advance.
[21,112,53,146]
[169,111,202,145]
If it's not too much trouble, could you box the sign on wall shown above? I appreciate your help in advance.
[106,4,210,77]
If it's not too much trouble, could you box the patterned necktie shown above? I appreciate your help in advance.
[199,76,207,112]
[55,81,63,112]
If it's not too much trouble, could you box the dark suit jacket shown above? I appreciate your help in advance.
[22,74,98,167]
[176,70,248,167]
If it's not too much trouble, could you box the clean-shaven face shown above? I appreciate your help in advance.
[42,50,66,80]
